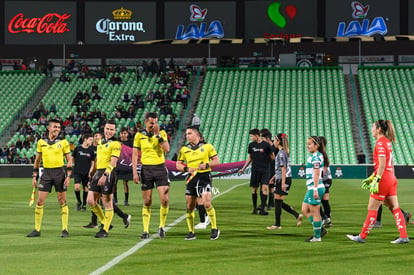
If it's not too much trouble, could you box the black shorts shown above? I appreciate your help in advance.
[139,164,170,191]
[250,169,269,188]
[74,172,89,187]
[323,179,332,193]
[38,167,67,193]
[185,172,212,197]
[274,177,293,196]
[89,170,116,195]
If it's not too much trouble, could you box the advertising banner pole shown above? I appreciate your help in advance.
[63,43,66,69]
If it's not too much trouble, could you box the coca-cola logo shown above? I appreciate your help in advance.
[8,13,71,34]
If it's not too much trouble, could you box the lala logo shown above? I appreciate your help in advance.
[337,1,388,37]
[351,1,369,19]
[190,4,207,22]
[175,4,224,40]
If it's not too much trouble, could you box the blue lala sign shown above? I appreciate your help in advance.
[175,4,224,40]
[336,1,388,37]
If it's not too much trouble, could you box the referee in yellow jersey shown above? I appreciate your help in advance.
[176,126,220,240]
[132,112,170,239]
[27,119,72,238]
[87,119,121,238]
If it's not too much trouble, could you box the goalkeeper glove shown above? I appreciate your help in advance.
[361,173,375,190]
[369,175,381,194]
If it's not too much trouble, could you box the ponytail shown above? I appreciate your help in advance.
[318,136,330,167]
[375,119,396,143]
[276,133,289,155]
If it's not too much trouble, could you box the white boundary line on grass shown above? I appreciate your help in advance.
[90,181,248,275]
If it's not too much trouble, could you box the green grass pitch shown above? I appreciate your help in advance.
[0,178,413,275]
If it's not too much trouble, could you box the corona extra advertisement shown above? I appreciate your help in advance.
[326,0,399,38]
[85,2,156,44]
[4,1,76,44]
[164,1,236,40]
[245,0,317,40]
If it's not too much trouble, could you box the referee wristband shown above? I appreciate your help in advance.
[205,163,210,169]
[105,165,114,174]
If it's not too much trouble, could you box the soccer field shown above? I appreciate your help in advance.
[0,178,413,275]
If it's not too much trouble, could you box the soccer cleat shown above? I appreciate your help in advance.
[266,225,282,230]
[158,227,166,239]
[27,230,41,237]
[83,223,98,229]
[372,221,382,228]
[140,232,150,240]
[99,224,113,231]
[390,237,409,244]
[404,212,411,225]
[123,214,131,228]
[297,214,304,227]
[346,234,366,243]
[60,230,69,238]
[195,222,207,230]
[252,208,259,214]
[210,229,220,240]
[81,205,87,212]
[95,228,108,238]
[323,218,332,228]
[76,202,82,211]
[304,236,321,242]
[185,232,196,240]
[321,227,328,238]
[124,200,129,206]
[259,209,269,216]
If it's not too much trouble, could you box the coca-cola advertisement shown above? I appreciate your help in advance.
[85,2,156,44]
[4,1,76,44]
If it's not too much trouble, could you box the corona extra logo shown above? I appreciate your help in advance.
[95,7,145,42]
[112,7,132,20]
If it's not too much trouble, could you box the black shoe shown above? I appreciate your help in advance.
[123,214,131,228]
[27,230,41,237]
[76,202,81,211]
[124,200,129,206]
[95,228,108,238]
[60,230,69,238]
[100,224,113,231]
[210,229,220,240]
[404,212,412,225]
[321,227,328,238]
[81,205,87,212]
[158,227,166,239]
[185,232,196,240]
[140,232,150,239]
[83,223,98,229]
[252,208,259,214]
[259,210,269,216]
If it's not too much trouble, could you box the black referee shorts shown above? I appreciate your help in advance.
[139,164,170,191]
[89,170,116,195]
[185,172,212,197]
[38,167,67,193]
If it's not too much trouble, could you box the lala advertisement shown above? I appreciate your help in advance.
[164,1,236,40]
[326,0,399,38]
[4,1,76,44]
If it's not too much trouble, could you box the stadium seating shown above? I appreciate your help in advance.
[8,70,184,160]
[358,66,414,165]
[197,67,356,164]
[0,71,45,135]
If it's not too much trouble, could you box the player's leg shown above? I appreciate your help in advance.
[87,191,105,225]
[373,204,383,228]
[260,182,269,215]
[195,197,208,229]
[123,180,129,206]
[203,189,219,240]
[141,189,153,237]
[113,180,118,204]
[268,183,275,209]
[101,194,114,233]
[157,185,169,238]
[250,170,259,214]
[74,181,82,211]
[185,195,197,240]
[359,197,382,239]
[27,191,48,237]
[81,185,88,211]
[386,195,408,243]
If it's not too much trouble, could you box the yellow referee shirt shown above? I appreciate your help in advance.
[178,142,217,173]
[37,138,70,168]
[133,130,168,165]
[96,138,121,169]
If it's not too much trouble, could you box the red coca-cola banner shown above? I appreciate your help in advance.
[8,13,71,34]
[4,1,76,45]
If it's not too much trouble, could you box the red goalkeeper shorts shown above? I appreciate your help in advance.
[370,171,398,201]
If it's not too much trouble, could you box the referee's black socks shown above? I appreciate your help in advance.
[75,190,81,203]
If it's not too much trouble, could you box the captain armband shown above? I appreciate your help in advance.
[105,164,114,174]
